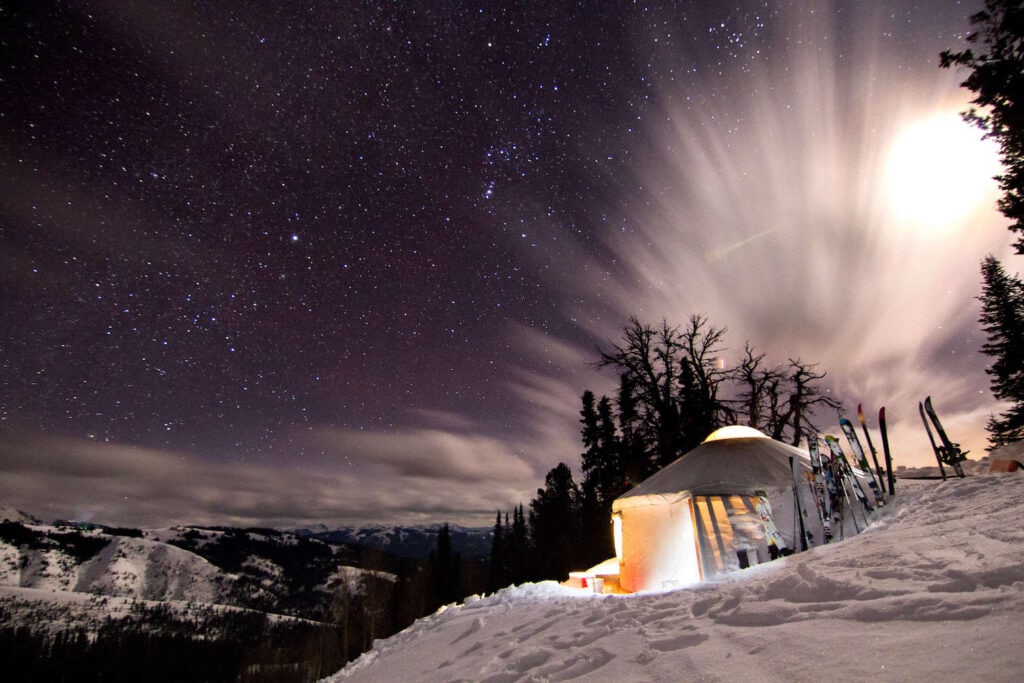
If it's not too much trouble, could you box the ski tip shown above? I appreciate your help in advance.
[879,406,886,419]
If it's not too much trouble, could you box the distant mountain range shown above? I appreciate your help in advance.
[0,514,427,677]
[0,519,378,612]
[0,512,495,678]
[0,513,492,621]
[303,523,492,560]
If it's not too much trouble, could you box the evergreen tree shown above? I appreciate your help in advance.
[616,373,649,485]
[487,511,508,593]
[941,1,1024,251]
[508,504,530,584]
[579,390,601,462]
[979,255,1024,446]
[579,393,625,509]
[501,512,515,585]
[431,523,461,606]
[528,463,580,580]
[578,391,625,566]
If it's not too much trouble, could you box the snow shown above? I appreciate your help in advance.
[0,507,42,524]
[326,473,1024,682]
[77,537,228,602]
[0,531,231,602]
[325,566,397,595]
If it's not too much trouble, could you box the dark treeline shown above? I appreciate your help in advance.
[0,602,345,682]
[941,4,1024,450]
[489,315,843,587]
[978,255,1024,447]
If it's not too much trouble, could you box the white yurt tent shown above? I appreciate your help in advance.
[611,426,864,593]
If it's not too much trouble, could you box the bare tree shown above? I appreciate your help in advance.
[597,317,681,472]
[770,359,842,446]
[733,342,787,432]
[677,314,736,448]
[597,315,734,468]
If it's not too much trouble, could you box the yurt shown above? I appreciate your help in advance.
[611,426,866,593]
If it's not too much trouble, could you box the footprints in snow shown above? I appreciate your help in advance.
[685,551,1022,629]
[648,632,710,652]
[462,594,718,681]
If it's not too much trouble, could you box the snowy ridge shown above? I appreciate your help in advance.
[0,530,234,603]
[73,536,229,602]
[329,474,1024,682]
[0,523,388,616]
[0,507,43,525]
[326,566,397,595]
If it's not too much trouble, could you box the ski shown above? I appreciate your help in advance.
[823,437,858,534]
[756,494,787,559]
[878,407,895,495]
[923,396,967,478]
[807,437,833,542]
[790,456,810,550]
[919,401,948,480]
[840,418,885,506]
[818,440,846,539]
[858,403,886,493]
[824,435,873,521]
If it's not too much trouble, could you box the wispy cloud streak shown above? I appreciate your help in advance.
[549,2,1011,463]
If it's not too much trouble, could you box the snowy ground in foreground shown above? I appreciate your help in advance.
[327,474,1024,682]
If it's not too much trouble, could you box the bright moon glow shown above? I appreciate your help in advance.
[885,112,1000,230]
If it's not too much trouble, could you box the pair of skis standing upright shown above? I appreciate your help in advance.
[919,396,967,479]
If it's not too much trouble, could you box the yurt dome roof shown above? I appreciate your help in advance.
[617,427,809,500]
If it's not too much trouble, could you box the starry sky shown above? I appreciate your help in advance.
[0,1,1015,528]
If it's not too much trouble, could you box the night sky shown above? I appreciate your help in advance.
[1,1,1013,528]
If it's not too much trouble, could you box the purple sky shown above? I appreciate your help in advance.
[1,1,1015,528]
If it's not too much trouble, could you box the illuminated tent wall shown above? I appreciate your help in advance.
[611,426,859,593]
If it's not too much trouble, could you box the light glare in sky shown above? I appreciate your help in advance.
[885,112,1001,231]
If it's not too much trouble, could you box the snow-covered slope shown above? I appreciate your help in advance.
[74,536,230,602]
[0,530,233,602]
[0,521,397,626]
[328,473,1024,682]
[0,507,43,524]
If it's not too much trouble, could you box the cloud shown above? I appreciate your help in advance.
[0,425,541,528]
[553,2,1014,465]
[309,426,536,486]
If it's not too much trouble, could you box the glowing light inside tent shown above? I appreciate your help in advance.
[703,425,768,442]
[613,513,623,562]
[885,112,1000,231]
